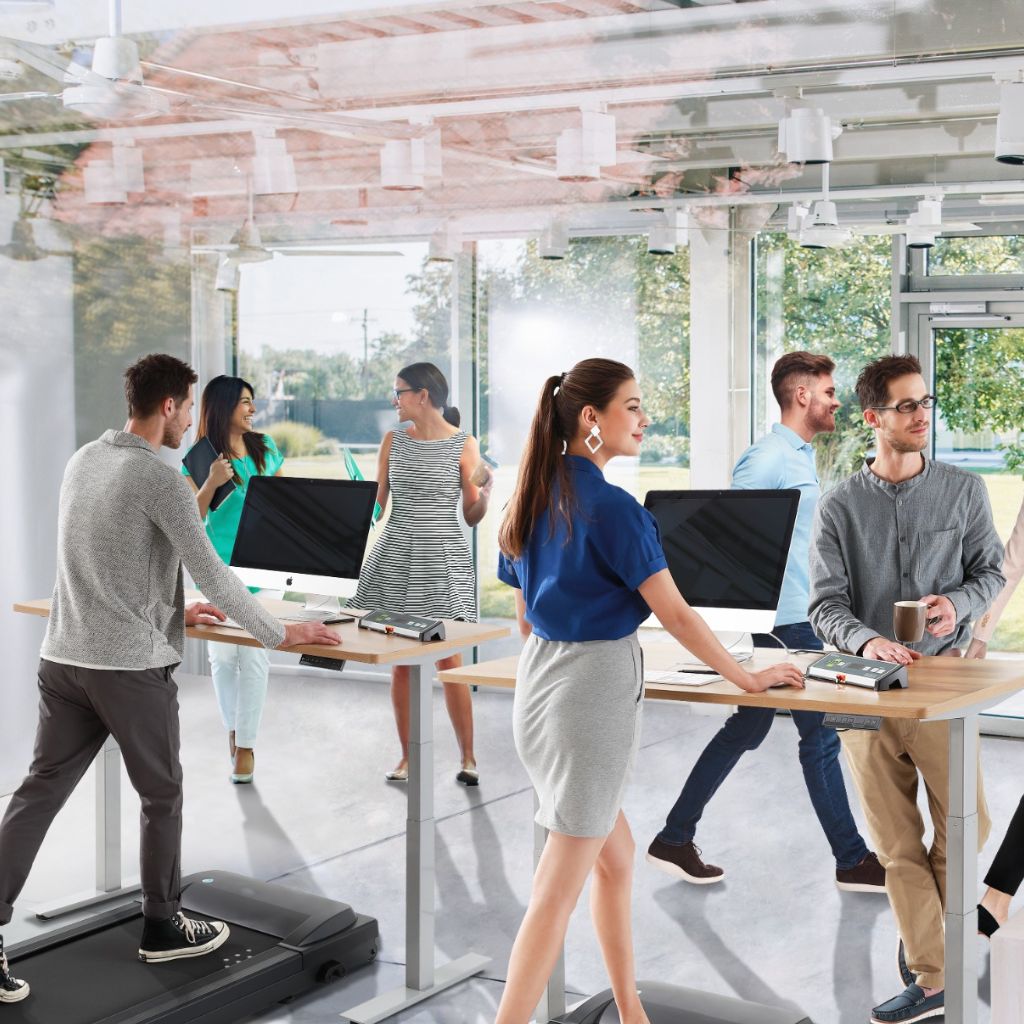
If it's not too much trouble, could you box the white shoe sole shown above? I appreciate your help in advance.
[645,852,724,885]
[870,1002,944,1024]
[0,983,30,1003]
[139,923,230,963]
[836,880,887,893]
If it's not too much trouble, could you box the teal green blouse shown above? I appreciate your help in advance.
[182,434,285,565]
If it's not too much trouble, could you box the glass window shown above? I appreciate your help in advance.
[477,236,691,620]
[927,235,1024,276]
[236,244,451,490]
[753,233,892,489]
[933,326,1024,653]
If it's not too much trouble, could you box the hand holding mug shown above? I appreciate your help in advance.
[920,594,957,638]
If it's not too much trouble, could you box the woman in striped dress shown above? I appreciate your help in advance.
[353,362,493,785]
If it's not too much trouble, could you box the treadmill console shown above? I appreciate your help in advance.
[805,653,907,692]
[359,609,446,642]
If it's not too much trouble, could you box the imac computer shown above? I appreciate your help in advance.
[229,476,378,606]
[643,489,800,660]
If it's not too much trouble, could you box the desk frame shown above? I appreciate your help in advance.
[440,649,1024,1024]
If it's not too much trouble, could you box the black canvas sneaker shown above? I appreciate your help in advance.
[138,912,230,963]
[0,937,29,1003]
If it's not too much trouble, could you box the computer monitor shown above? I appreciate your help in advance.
[229,477,378,600]
[643,489,800,635]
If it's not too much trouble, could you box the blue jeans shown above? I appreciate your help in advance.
[657,621,869,870]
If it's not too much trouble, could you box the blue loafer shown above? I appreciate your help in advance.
[871,984,944,1023]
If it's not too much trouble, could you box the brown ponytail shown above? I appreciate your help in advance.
[498,358,636,559]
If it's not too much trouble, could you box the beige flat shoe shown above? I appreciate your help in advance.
[385,762,409,783]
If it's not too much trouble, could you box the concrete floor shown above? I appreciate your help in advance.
[1,651,1020,1024]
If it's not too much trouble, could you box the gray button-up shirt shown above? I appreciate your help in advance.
[808,456,1005,656]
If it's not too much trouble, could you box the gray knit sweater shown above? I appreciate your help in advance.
[42,430,286,669]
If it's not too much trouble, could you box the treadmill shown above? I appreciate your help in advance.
[555,981,811,1024]
[4,870,378,1024]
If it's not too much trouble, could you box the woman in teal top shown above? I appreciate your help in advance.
[183,376,284,784]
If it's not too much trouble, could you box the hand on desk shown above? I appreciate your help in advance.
[743,663,806,693]
[862,637,922,665]
[279,621,340,648]
[185,601,227,627]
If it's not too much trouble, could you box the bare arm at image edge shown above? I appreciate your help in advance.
[971,491,1024,645]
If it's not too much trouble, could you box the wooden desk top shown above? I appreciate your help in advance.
[13,597,509,667]
[437,643,1024,721]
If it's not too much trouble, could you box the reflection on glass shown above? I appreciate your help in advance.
[477,236,691,618]
[753,232,891,490]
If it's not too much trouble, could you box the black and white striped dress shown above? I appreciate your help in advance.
[352,429,477,622]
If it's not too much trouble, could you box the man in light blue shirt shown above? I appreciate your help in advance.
[648,352,884,893]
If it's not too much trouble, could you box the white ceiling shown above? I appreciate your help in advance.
[1,0,1023,244]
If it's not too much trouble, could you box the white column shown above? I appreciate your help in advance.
[688,211,752,487]
[0,253,75,793]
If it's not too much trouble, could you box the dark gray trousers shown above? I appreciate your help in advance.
[0,659,183,924]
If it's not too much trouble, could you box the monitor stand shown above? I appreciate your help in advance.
[668,630,753,673]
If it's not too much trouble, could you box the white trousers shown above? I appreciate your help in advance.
[207,641,270,748]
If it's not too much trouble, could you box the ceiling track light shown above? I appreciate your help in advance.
[252,132,297,196]
[646,209,688,256]
[556,108,616,182]
[538,218,570,259]
[799,165,851,249]
[381,128,442,191]
[428,224,460,262]
[778,106,841,165]
[904,197,942,249]
[214,256,240,292]
[995,79,1024,165]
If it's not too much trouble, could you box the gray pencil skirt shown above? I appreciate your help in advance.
[513,632,644,839]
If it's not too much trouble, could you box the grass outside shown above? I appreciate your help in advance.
[281,453,1024,651]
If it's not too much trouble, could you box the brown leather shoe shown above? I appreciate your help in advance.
[645,837,724,884]
[836,851,886,892]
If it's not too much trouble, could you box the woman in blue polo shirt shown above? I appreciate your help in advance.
[493,358,805,1024]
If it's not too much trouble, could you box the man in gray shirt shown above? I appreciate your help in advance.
[0,355,338,1003]
[809,354,1003,1024]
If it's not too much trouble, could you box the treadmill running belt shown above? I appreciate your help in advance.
[4,916,284,1024]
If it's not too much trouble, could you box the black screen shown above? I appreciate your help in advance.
[643,490,799,610]
[230,477,378,580]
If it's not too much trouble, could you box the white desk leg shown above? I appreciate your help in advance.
[36,736,140,919]
[533,791,566,1024]
[945,715,979,1024]
[342,661,490,1023]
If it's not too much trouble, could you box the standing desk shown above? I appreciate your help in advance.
[439,644,1024,1024]
[13,596,509,1024]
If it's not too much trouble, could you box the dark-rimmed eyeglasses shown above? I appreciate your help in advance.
[390,388,417,400]
[871,395,937,415]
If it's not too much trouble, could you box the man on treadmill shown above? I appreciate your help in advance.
[0,354,339,1003]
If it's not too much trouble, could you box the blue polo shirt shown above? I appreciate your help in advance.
[497,456,668,641]
[731,423,818,627]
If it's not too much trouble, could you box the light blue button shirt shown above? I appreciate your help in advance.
[731,423,818,628]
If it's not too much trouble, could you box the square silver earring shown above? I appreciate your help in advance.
[584,425,604,454]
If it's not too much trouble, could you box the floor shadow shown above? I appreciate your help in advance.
[651,882,809,1020]
[831,891,888,1024]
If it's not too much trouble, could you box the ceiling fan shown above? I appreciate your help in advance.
[192,180,403,282]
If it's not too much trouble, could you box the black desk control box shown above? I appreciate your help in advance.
[806,653,908,692]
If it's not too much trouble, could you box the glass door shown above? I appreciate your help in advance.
[919,311,1024,728]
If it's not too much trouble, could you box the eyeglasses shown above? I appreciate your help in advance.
[871,395,937,415]
[390,388,417,400]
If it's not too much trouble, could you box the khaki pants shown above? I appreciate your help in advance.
[841,719,989,991]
